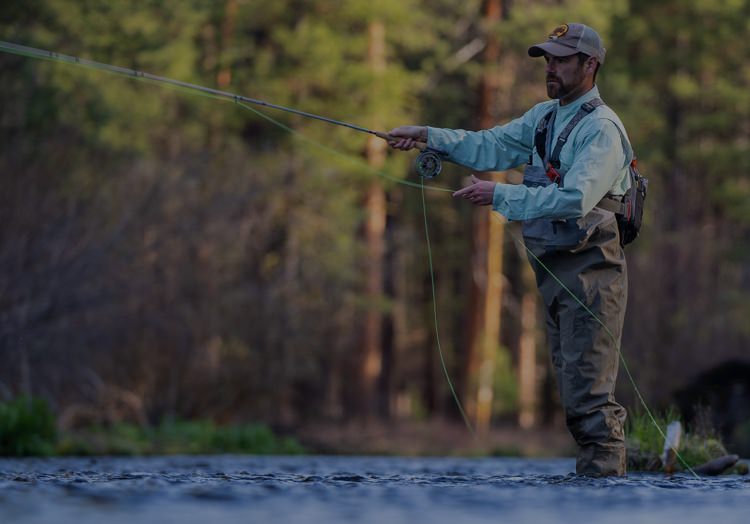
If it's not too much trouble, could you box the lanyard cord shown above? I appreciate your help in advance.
[1,40,699,477]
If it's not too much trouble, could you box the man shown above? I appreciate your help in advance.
[388,23,632,477]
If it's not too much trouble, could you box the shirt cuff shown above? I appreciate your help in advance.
[492,183,507,213]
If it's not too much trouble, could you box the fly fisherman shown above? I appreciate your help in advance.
[388,23,633,477]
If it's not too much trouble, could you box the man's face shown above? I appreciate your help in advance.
[544,53,588,102]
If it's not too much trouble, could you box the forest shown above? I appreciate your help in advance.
[1,0,750,454]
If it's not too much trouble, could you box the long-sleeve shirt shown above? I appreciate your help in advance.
[426,86,633,221]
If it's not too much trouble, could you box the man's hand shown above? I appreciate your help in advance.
[453,175,496,206]
[387,126,427,151]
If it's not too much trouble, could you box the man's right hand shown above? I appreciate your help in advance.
[387,126,428,151]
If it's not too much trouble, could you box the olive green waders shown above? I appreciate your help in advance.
[524,205,628,476]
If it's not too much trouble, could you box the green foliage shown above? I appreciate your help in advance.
[492,345,518,415]
[678,435,728,468]
[57,419,305,456]
[627,407,731,470]
[0,397,57,456]
[626,406,682,456]
[150,419,305,455]
[3,0,750,436]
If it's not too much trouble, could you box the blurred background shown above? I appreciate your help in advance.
[1,0,749,457]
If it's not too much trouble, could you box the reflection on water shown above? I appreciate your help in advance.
[1,456,748,524]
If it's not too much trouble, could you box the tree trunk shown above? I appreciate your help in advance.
[517,257,538,429]
[361,20,388,420]
[205,0,238,152]
[217,0,238,89]
[466,0,506,436]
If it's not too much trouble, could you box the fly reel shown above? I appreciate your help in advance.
[415,149,443,179]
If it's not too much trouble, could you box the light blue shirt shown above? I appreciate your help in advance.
[427,86,633,221]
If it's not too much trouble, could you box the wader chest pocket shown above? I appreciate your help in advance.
[521,165,586,249]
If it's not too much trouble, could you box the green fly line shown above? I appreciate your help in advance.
[1,40,702,476]
[242,85,697,475]
[0,40,451,193]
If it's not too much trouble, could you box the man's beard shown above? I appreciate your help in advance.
[546,75,568,99]
[546,69,585,100]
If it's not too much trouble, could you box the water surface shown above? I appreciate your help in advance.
[1,456,748,523]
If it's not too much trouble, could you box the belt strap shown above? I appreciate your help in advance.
[597,195,628,216]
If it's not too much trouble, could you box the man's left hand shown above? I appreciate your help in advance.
[453,175,496,206]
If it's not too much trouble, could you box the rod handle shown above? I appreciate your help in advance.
[373,131,427,151]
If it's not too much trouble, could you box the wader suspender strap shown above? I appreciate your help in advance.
[597,118,633,217]
[534,110,556,166]
[534,97,629,215]
[548,97,605,170]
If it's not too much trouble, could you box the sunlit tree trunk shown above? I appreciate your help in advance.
[216,0,237,89]
[517,257,538,429]
[465,0,506,436]
[361,20,388,420]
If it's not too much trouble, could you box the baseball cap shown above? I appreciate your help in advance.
[528,23,606,64]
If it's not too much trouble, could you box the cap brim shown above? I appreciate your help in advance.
[528,41,579,58]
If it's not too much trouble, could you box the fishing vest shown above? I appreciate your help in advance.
[522,98,647,250]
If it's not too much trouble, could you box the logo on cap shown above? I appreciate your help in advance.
[549,24,569,40]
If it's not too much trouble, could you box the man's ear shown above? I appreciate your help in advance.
[585,57,598,75]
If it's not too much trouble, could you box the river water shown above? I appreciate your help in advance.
[1,455,748,524]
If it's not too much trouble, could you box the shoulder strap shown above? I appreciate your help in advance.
[549,97,605,169]
[534,108,556,165]
[603,116,634,169]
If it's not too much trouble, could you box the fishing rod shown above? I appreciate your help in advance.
[0,40,445,178]
[3,39,702,475]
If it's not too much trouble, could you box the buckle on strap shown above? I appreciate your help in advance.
[546,163,561,184]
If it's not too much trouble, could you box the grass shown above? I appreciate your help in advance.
[626,406,683,456]
[0,396,57,456]
[57,419,306,456]
[0,396,304,457]
[626,406,731,472]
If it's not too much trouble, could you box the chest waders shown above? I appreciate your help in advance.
[523,98,628,476]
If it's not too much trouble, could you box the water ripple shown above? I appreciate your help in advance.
[1,456,748,524]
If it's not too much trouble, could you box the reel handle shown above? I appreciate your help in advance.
[374,130,440,178]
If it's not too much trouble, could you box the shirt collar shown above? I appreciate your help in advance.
[556,85,600,117]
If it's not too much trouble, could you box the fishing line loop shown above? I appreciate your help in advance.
[0,40,702,476]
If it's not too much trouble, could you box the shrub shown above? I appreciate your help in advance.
[626,406,681,456]
[627,406,731,471]
[0,396,57,456]
[58,418,305,456]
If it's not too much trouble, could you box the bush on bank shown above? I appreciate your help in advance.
[0,396,57,456]
[626,407,747,474]
[57,419,305,456]
[0,397,304,456]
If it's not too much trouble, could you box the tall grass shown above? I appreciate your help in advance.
[58,419,306,456]
[0,396,57,456]
[1,396,304,456]
[626,406,729,470]
[626,406,682,456]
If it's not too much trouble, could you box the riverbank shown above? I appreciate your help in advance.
[296,419,574,457]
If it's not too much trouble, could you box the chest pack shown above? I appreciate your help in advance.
[533,98,648,246]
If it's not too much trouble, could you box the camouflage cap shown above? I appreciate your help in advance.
[528,23,606,64]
